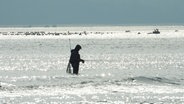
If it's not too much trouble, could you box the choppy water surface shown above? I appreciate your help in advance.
[0,38,184,103]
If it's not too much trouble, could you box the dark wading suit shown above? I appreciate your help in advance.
[69,45,84,75]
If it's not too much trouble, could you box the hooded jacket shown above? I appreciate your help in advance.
[69,45,82,63]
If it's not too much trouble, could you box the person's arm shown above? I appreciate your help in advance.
[80,59,85,63]
[79,54,85,63]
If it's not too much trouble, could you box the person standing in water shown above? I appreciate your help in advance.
[69,44,85,75]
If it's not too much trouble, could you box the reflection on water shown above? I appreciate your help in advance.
[0,38,184,103]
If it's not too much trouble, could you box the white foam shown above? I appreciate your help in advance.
[0,26,184,39]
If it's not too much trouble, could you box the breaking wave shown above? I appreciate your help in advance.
[0,75,182,92]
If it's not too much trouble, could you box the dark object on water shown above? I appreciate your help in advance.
[66,62,72,73]
[153,29,160,34]
[138,32,141,34]
[69,45,85,75]
[125,30,131,33]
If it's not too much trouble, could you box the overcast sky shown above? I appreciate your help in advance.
[0,0,184,26]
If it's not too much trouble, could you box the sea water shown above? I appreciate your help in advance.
[0,26,184,103]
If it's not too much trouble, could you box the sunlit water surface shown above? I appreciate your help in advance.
[0,38,184,103]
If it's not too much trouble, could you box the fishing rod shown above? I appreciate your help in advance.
[85,59,119,62]
[66,39,72,73]
[69,39,71,51]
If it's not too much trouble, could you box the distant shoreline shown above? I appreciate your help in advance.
[0,25,183,31]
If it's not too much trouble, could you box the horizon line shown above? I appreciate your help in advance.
[0,23,184,28]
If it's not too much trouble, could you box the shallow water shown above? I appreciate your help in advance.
[0,37,184,103]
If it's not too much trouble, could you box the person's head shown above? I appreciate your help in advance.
[75,44,82,51]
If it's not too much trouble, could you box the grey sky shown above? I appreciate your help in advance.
[0,0,183,26]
